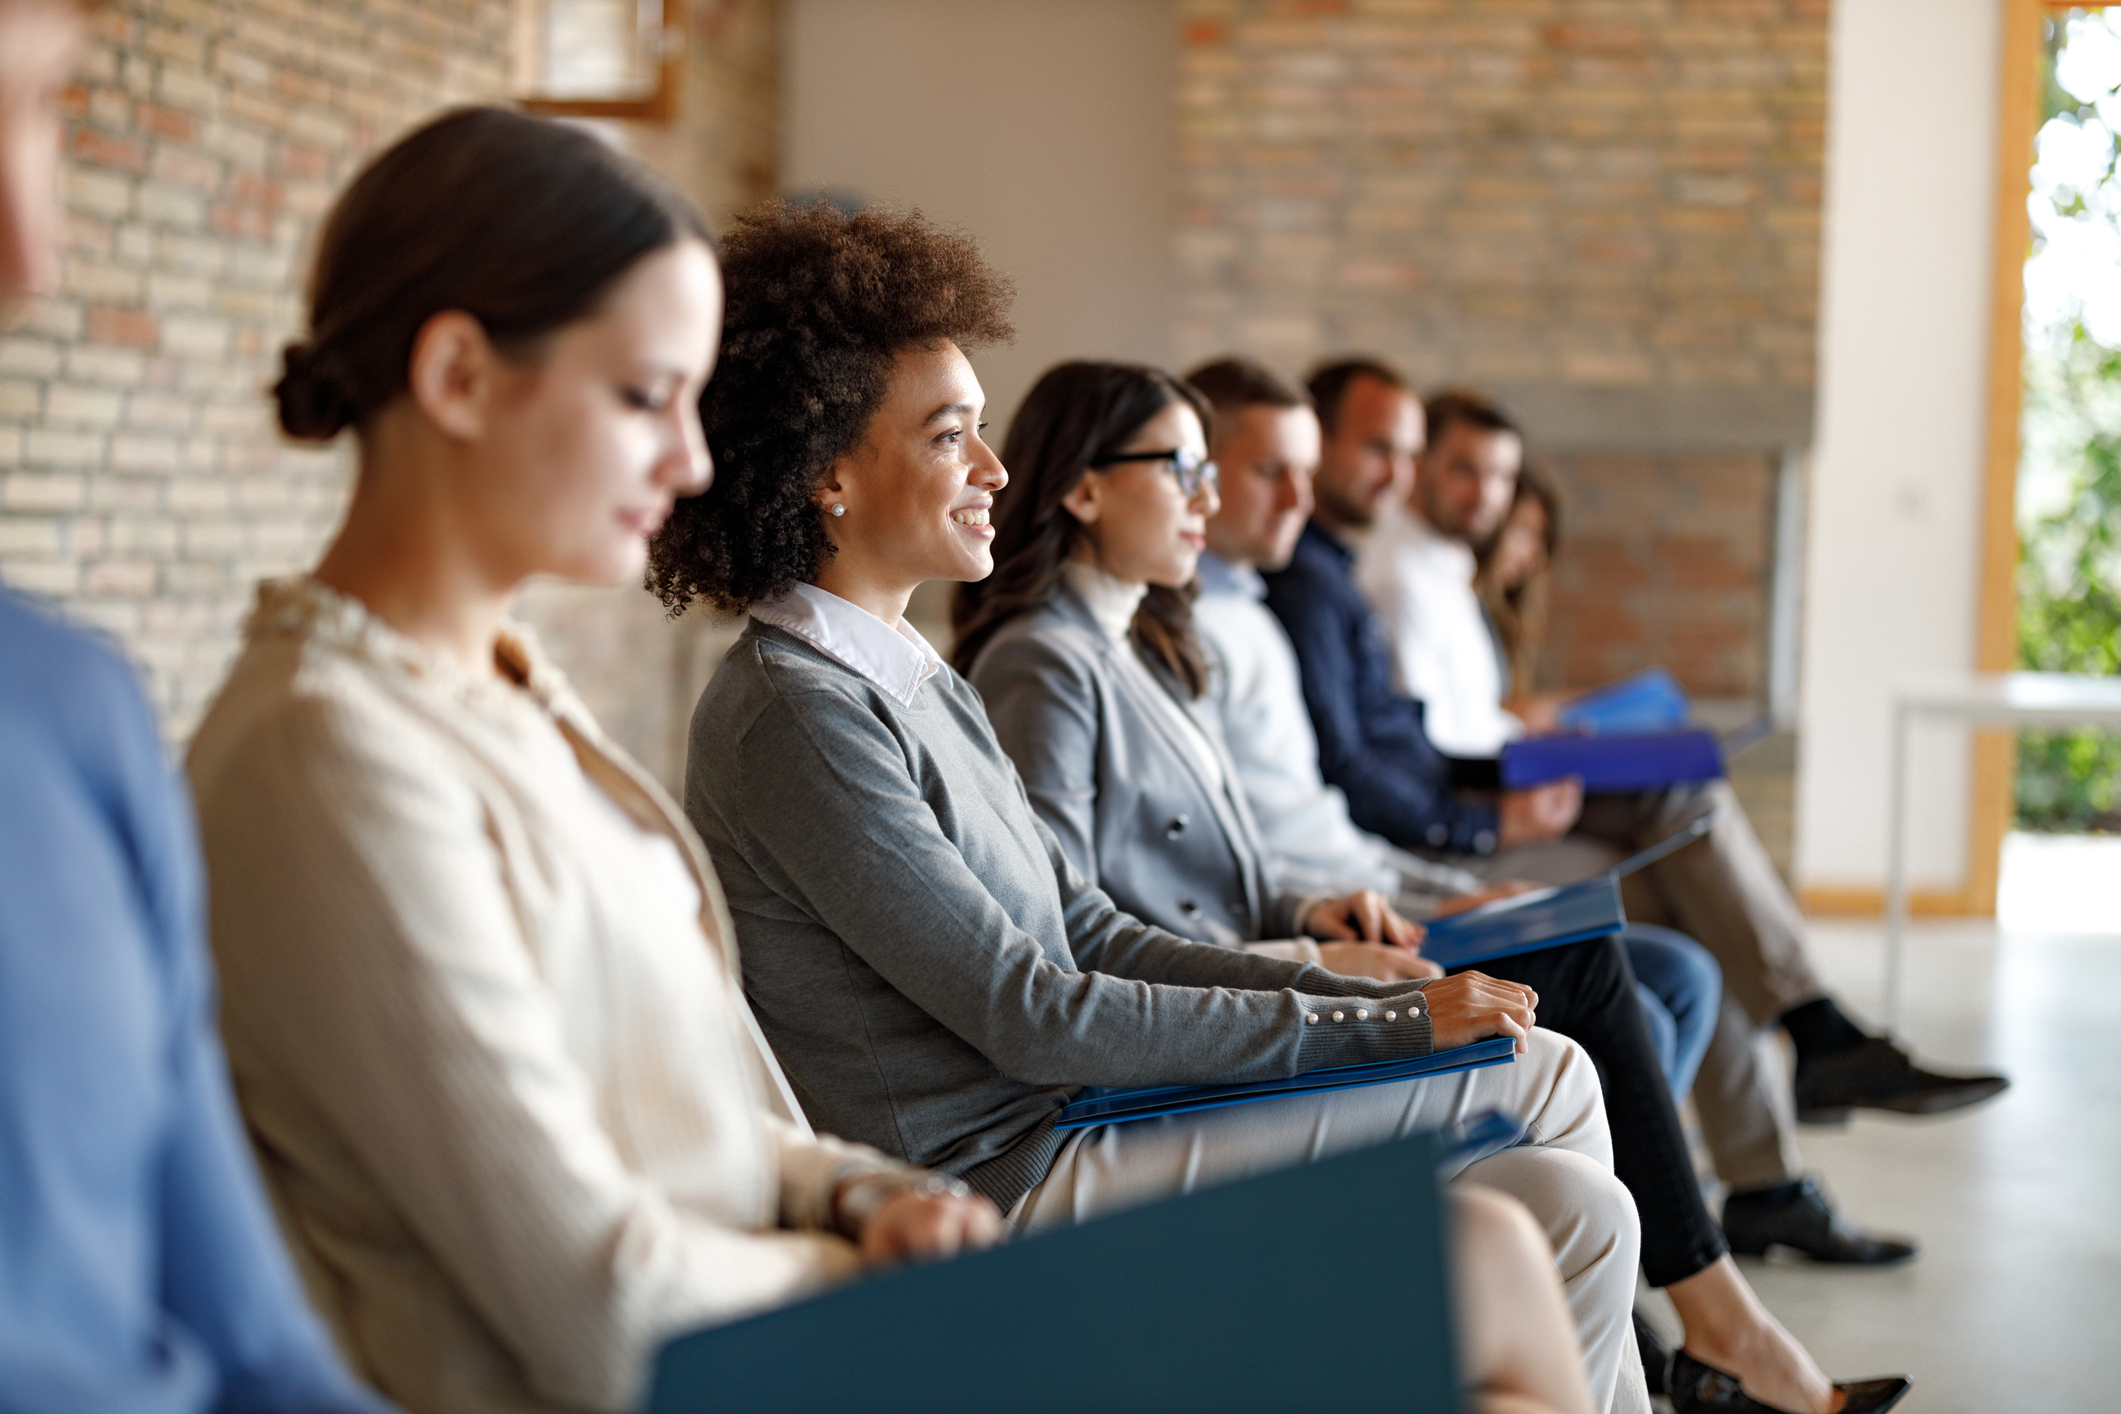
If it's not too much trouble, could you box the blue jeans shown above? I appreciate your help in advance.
[1624,924,1723,1103]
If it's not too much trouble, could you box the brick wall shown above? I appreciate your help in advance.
[0,0,511,737]
[1539,450,1776,698]
[1174,0,1827,697]
[0,0,778,788]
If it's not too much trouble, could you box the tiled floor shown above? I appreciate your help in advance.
[1642,835,2121,1413]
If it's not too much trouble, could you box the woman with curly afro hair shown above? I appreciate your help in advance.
[662,200,1654,1414]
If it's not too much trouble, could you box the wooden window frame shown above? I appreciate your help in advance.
[1959,0,2083,914]
[517,0,686,123]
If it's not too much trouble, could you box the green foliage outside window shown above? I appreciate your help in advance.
[2016,14,2121,832]
[2016,330,2121,831]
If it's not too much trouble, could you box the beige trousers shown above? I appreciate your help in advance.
[1453,779,1817,1190]
[1011,1029,1650,1414]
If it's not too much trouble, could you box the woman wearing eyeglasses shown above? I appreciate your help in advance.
[951,362,1434,982]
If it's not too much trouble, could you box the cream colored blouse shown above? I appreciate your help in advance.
[187,579,901,1414]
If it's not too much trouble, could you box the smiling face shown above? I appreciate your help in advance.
[816,341,1008,603]
[474,239,721,586]
[1314,374,1422,534]
[1204,402,1320,573]
[1414,418,1523,542]
[1066,398,1218,589]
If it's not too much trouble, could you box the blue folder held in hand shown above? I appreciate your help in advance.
[1053,1036,1519,1130]
[1419,875,1627,969]
[1557,667,1692,736]
[1500,728,1725,792]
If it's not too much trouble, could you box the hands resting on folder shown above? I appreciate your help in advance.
[1302,887,1444,982]
[1424,973,1540,1054]
[1301,888,1541,1054]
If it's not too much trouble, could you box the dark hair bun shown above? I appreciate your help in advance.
[274,342,356,441]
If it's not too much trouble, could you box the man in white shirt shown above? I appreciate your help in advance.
[1355,392,1530,755]
[1186,355,1931,1269]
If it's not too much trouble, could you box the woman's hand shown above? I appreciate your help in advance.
[858,1188,1005,1267]
[1304,889,1425,948]
[1421,971,1539,1053]
[1508,692,1569,735]
[1316,940,1444,982]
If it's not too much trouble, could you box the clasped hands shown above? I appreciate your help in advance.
[833,1172,1005,1268]
[1302,889,1539,1053]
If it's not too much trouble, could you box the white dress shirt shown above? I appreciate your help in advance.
[1193,554,1483,912]
[750,580,943,706]
[1353,498,1522,757]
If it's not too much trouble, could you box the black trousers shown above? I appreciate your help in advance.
[1450,932,1728,1288]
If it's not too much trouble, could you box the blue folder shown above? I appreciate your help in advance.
[1557,667,1692,736]
[1500,727,1725,791]
[641,1130,1463,1413]
[1052,1036,1518,1129]
[1418,875,1626,969]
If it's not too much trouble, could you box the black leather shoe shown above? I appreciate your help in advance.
[1721,1177,1918,1265]
[1668,1349,1911,1414]
[1794,1036,2008,1124]
[1635,1308,1671,1396]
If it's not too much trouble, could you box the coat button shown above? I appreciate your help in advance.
[1165,814,1190,839]
[1178,899,1202,917]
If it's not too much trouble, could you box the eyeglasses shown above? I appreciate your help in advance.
[1088,446,1220,498]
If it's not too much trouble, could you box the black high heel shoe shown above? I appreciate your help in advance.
[1667,1349,1911,1414]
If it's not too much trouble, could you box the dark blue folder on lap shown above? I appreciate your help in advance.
[1500,727,1725,792]
[1419,875,1627,969]
[641,1131,1463,1413]
[1052,1036,1520,1130]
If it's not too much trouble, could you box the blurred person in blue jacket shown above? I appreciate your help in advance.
[0,2,393,1407]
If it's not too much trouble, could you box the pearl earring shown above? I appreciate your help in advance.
[828,503,846,518]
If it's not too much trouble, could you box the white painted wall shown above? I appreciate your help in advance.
[782,0,1177,433]
[1796,0,2004,893]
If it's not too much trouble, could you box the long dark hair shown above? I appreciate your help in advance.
[274,106,708,442]
[1476,457,1563,693]
[951,361,1213,696]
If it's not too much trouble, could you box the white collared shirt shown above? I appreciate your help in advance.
[1353,498,1522,757]
[749,581,942,707]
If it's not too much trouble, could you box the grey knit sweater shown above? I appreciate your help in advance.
[685,621,1434,1207]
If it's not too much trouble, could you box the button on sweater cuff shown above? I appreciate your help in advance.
[1293,991,1433,1065]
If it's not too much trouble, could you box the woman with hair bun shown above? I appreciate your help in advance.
[661,200,1652,1414]
[186,108,1001,1414]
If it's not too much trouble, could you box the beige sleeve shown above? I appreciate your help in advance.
[767,1118,924,1233]
[196,697,863,1413]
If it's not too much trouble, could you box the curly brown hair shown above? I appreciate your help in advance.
[646,200,1015,615]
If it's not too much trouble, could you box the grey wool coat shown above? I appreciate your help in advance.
[968,584,1315,947]
[683,621,1435,1209]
